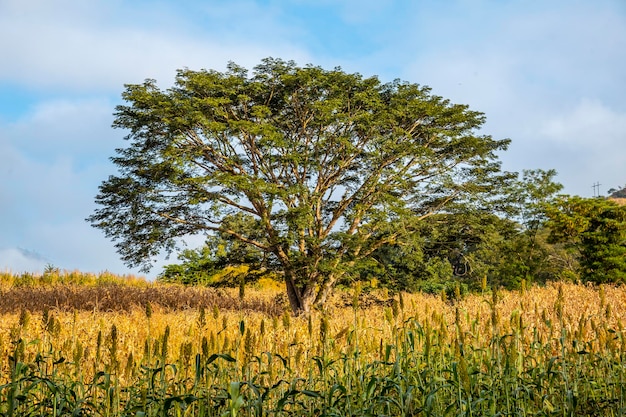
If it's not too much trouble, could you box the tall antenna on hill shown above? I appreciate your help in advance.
[592,182,601,197]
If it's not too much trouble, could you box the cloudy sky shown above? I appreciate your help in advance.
[1,0,624,276]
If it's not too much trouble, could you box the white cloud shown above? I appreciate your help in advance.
[4,97,117,157]
[397,1,626,196]
[535,99,626,194]
[0,247,49,274]
[0,96,195,277]
[0,0,311,92]
[0,99,131,274]
[0,145,148,275]
[540,99,626,147]
[0,96,119,223]
[405,1,626,110]
[31,219,136,274]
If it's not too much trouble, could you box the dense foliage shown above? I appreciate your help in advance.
[547,196,626,284]
[162,173,626,293]
[161,169,578,294]
[90,58,513,313]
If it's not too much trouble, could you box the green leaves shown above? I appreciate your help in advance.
[547,196,626,284]
[90,58,511,312]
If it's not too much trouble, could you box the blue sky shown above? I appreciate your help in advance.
[1,0,625,276]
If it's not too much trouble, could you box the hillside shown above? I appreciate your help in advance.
[609,185,626,199]
[610,197,626,206]
[607,184,626,205]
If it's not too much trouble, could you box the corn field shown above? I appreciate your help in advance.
[1,271,626,416]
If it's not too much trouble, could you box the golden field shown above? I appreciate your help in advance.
[1,270,626,416]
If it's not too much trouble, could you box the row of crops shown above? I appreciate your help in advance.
[1,273,626,415]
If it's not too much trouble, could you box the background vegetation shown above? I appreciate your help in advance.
[160,188,626,295]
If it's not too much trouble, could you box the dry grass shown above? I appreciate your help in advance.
[0,269,287,315]
[609,197,626,206]
[2,276,626,415]
[2,281,625,376]
[0,283,285,315]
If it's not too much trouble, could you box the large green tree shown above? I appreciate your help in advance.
[547,196,626,284]
[89,58,511,314]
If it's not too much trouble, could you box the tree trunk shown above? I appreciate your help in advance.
[283,269,316,315]
[313,272,339,308]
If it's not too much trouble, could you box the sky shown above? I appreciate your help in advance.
[1,0,625,277]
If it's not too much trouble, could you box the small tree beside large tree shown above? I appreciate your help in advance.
[546,196,626,284]
[89,58,512,314]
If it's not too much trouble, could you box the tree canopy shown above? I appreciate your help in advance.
[547,196,626,284]
[89,58,512,314]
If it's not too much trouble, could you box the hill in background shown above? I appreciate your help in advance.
[609,184,626,198]
[608,184,626,205]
